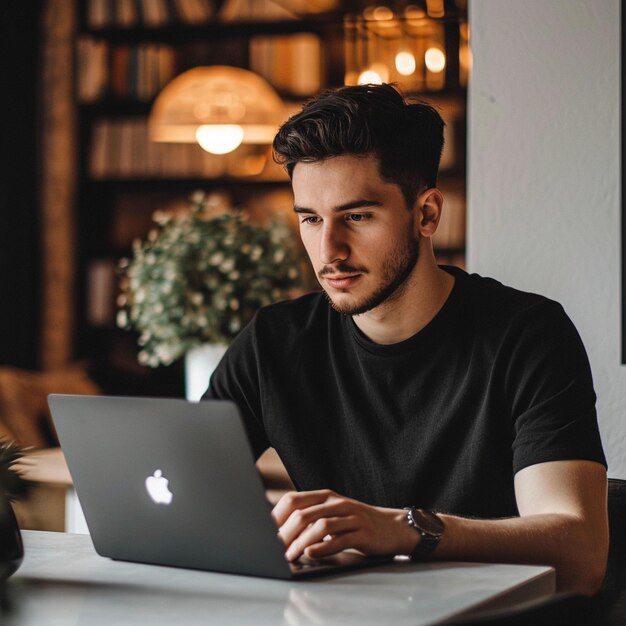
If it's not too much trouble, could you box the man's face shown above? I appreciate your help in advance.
[292,154,420,316]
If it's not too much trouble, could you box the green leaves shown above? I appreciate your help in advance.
[0,441,31,501]
[117,191,304,367]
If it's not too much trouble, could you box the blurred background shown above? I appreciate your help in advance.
[1,0,623,481]
[0,0,469,400]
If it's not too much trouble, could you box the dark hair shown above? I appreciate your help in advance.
[272,83,445,207]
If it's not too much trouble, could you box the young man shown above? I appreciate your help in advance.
[204,84,608,595]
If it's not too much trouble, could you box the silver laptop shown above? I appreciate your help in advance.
[47,394,391,579]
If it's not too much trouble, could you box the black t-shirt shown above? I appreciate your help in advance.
[205,266,606,519]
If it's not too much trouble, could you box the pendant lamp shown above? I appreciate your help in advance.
[148,65,285,155]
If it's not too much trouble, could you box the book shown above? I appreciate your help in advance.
[218,0,296,22]
[87,0,111,29]
[174,0,213,24]
[130,118,149,177]
[110,45,131,99]
[86,259,117,327]
[140,0,169,27]
[250,34,321,97]
[157,45,177,91]
[116,0,139,27]
[76,37,108,102]
[117,119,135,177]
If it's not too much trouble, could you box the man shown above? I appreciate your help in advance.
[204,83,608,595]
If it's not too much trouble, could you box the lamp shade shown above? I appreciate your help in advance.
[148,65,285,152]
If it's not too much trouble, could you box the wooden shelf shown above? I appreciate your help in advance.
[82,17,346,43]
[83,177,288,189]
[72,4,468,396]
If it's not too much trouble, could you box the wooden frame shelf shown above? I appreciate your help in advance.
[81,18,346,43]
[72,3,468,396]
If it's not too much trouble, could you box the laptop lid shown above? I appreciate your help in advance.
[47,394,385,579]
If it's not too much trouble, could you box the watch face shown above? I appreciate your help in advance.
[411,509,445,536]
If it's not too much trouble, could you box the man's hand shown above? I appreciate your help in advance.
[271,489,418,561]
[271,462,607,596]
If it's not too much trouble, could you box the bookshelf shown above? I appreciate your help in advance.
[73,0,468,396]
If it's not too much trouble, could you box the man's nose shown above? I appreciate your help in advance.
[319,224,349,265]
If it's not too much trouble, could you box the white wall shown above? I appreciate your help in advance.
[468,0,624,475]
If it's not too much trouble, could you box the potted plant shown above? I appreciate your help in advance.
[117,191,307,399]
[0,440,31,580]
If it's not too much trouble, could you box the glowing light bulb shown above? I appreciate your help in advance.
[358,69,383,85]
[395,51,416,76]
[425,47,446,73]
[195,124,244,155]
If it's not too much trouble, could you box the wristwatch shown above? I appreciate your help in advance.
[404,507,445,560]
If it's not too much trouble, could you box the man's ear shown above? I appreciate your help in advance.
[414,188,444,238]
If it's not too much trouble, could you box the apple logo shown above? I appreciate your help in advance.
[145,469,173,505]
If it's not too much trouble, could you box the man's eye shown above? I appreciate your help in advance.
[301,216,320,225]
[347,214,368,222]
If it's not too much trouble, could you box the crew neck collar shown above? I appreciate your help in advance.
[344,265,468,356]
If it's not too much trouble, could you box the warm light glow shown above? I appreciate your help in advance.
[195,124,244,154]
[241,153,267,176]
[149,66,285,159]
[425,0,445,18]
[363,6,394,21]
[460,44,472,72]
[405,6,426,18]
[405,5,427,25]
[371,63,389,82]
[357,62,390,85]
[344,70,359,86]
[395,51,416,76]
[425,47,446,73]
[358,69,383,85]
[372,6,394,20]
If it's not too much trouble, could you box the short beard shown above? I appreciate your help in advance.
[322,236,420,316]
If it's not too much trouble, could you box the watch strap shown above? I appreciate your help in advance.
[410,530,440,560]
[405,507,444,561]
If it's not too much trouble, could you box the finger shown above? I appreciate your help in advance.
[303,531,359,560]
[278,499,356,547]
[271,489,337,526]
[285,515,360,561]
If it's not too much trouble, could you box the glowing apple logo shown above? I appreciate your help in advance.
[145,469,173,505]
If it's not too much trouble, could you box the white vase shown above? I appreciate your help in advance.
[185,343,228,402]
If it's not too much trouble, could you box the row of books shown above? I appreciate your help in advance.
[77,37,178,102]
[87,116,464,249]
[85,0,297,30]
[249,34,322,98]
[86,0,214,29]
[88,117,287,180]
[77,33,325,104]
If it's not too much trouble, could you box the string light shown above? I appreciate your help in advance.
[358,69,383,84]
[395,51,416,76]
[425,47,446,73]
[344,5,465,91]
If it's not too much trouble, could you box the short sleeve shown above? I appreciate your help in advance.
[504,300,607,475]
[202,316,271,460]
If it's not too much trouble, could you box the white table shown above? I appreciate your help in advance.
[4,531,555,625]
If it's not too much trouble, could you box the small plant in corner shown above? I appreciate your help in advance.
[0,440,32,585]
[117,190,308,367]
[0,441,31,504]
